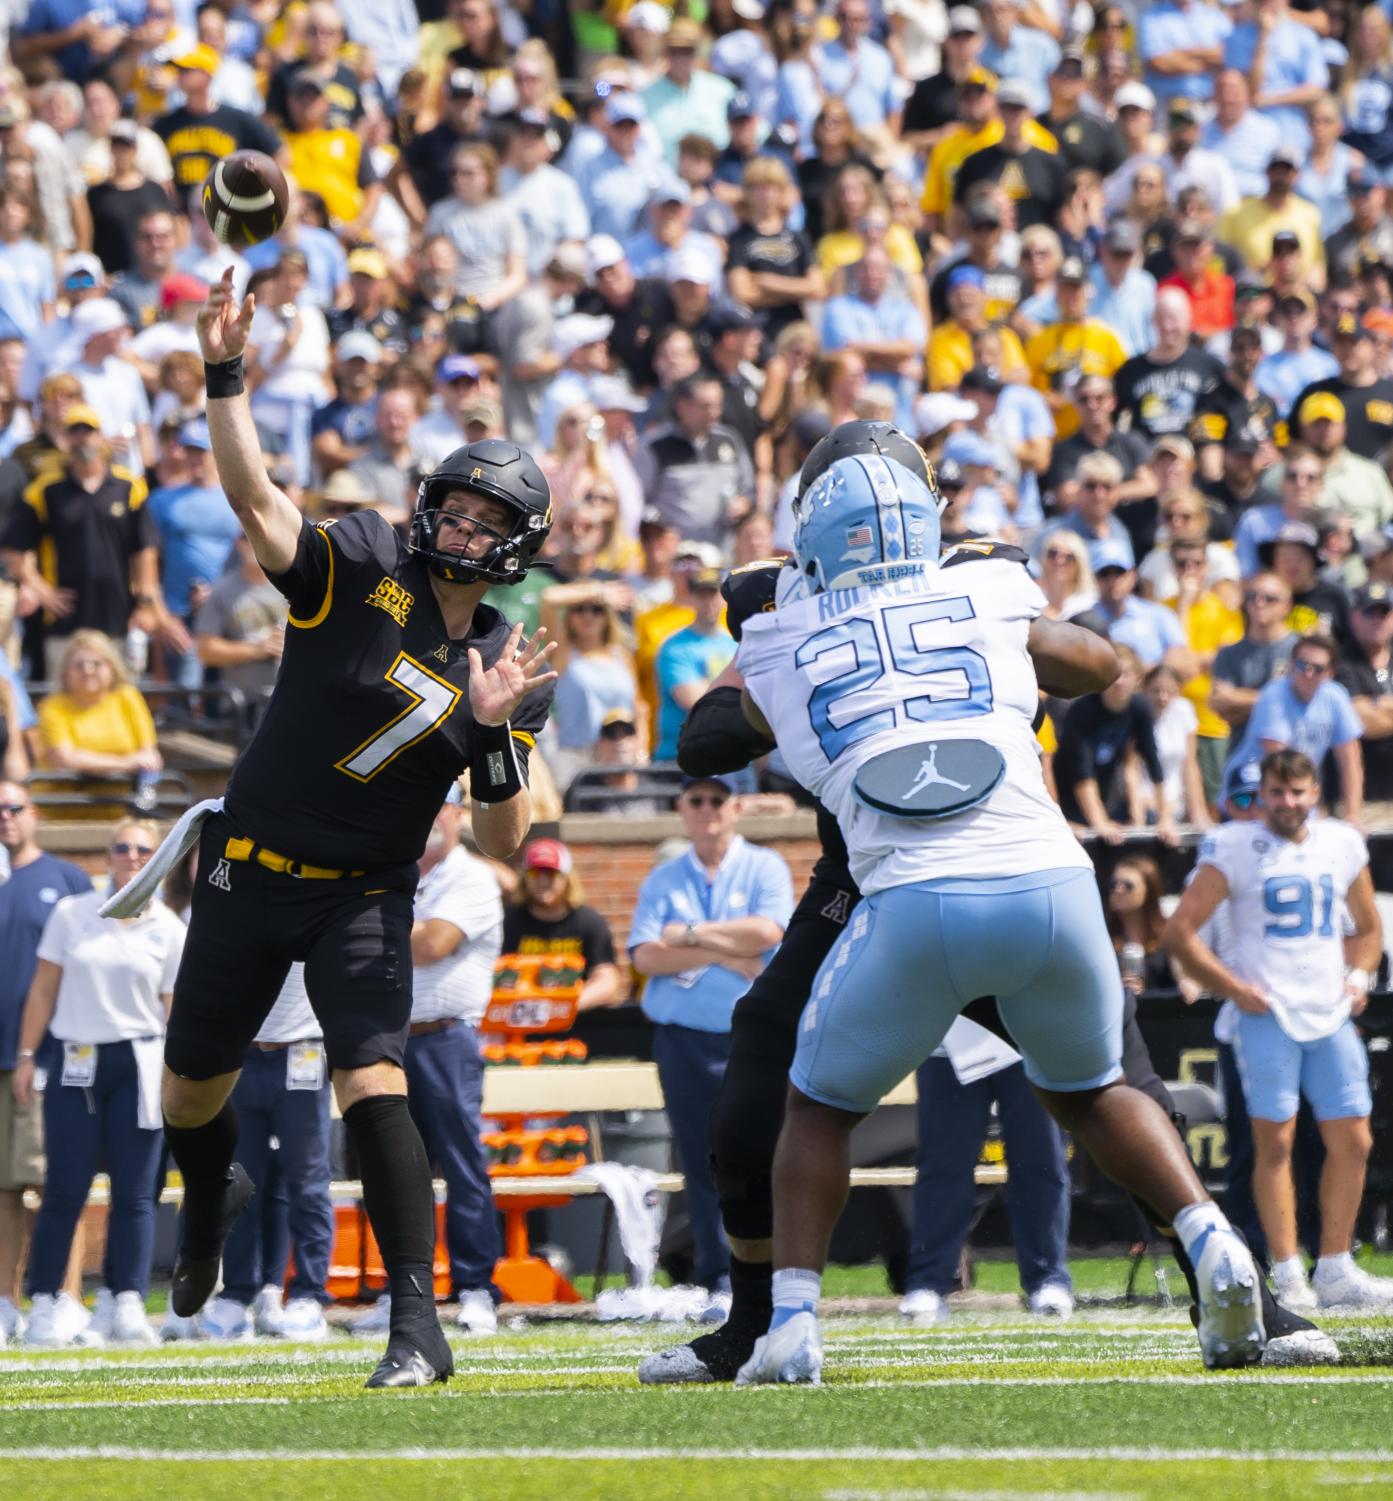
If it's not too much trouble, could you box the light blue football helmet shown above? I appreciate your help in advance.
[793,453,943,593]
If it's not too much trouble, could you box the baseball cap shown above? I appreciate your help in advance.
[1235,269,1269,296]
[346,248,390,280]
[914,391,975,438]
[1058,255,1086,283]
[599,707,638,736]
[689,566,723,591]
[177,418,212,451]
[605,92,646,124]
[1265,520,1320,554]
[437,353,482,384]
[290,68,325,94]
[727,91,757,121]
[792,408,833,449]
[1355,581,1393,612]
[1299,391,1345,424]
[1225,433,1261,459]
[62,252,103,290]
[1334,311,1373,342]
[640,505,679,533]
[625,1,671,32]
[1114,81,1156,112]
[63,404,103,431]
[732,0,765,13]
[1277,284,1315,312]
[554,312,614,360]
[585,233,625,281]
[667,246,716,286]
[965,196,1002,229]
[936,457,965,490]
[1175,218,1208,244]
[545,244,589,283]
[651,177,692,206]
[666,16,704,47]
[1349,166,1378,194]
[1168,98,1198,123]
[674,540,723,569]
[960,364,1004,396]
[1092,538,1134,573]
[337,330,384,364]
[523,837,573,874]
[447,67,483,98]
[997,79,1033,109]
[944,430,1000,470]
[173,42,220,73]
[109,119,139,145]
[680,772,741,795]
[460,399,502,429]
[962,65,996,90]
[1271,229,1302,254]
[947,5,982,33]
[590,375,647,412]
[1152,433,1195,461]
[1268,143,1301,169]
[161,272,207,309]
[1056,43,1087,69]
[70,297,127,342]
[947,263,986,293]
[319,470,374,507]
[1103,219,1140,254]
[708,301,759,335]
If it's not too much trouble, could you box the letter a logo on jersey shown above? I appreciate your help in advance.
[208,858,233,892]
[820,889,852,925]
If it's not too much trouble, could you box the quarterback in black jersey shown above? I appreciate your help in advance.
[160,269,558,1389]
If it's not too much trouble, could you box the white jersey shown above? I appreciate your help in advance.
[1197,818,1369,1042]
[738,554,1091,895]
[255,963,322,1046]
[411,846,504,1026]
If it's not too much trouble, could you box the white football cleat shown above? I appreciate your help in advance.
[734,1312,823,1387]
[1313,1260,1393,1310]
[88,1288,117,1342]
[25,1292,97,1348]
[198,1295,253,1342]
[1027,1284,1074,1319]
[899,1288,950,1326]
[0,1296,23,1342]
[253,1286,286,1337]
[160,1311,202,1341]
[349,1298,392,1335]
[698,1291,732,1325]
[1271,1260,1317,1313]
[110,1291,157,1345]
[456,1288,498,1334]
[1262,1326,1341,1366]
[1195,1230,1265,1369]
[276,1297,329,1341]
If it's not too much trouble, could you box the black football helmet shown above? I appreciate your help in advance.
[797,419,933,498]
[411,439,553,585]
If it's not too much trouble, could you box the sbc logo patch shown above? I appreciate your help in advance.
[366,577,414,627]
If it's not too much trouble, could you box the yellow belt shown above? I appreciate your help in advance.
[224,836,364,881]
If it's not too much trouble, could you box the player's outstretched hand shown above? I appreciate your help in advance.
[198,266,256,365]
[468,623,559,727]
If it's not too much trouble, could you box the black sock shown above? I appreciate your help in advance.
[726,1254,773,1326]
[164,1100,239,1257]
[343,1095,437,1328]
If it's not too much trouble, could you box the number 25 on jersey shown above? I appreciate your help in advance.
[795,596,994,762]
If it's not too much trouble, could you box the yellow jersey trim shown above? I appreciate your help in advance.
[288,525,336,629]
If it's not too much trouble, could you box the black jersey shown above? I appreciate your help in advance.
[225,510,551,870]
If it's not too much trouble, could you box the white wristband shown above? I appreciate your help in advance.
[1346,968,1371,996]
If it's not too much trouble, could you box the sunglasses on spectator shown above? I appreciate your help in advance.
[683,793,729,808]
[1175,555,1206,569]
[1286,468,1321,484]
[0,802,29,816]
[1081,479,1115,491]
[1110,878,1140,894]
[1044,547,1076,562]
[1229,791,1257,811]
[1080,392,1112,404]
[1245,590,1285,604]
[111,842,155,858]
[1164,509,1199,521]
[1291,659,1329,676]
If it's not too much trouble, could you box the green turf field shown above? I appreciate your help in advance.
[4,1260,1393,1501]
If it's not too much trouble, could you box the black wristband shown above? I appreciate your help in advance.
[470,719,524,804]
[205,356,245,399]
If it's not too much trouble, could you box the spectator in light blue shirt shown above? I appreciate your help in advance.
[1232,466,1323,578]
[821,247,927,433]
[1138,0,1233,106]
[0,186,54,342]
[978,0,1060,114]
[573,93,674,242]
[242,225,347,312]
[1200,68,1286,198]
[335,0,420,104]
[630,774,794,1293]
[1255,287,1339,414]
[641,19,737,164]
[622,180,725,289]
[814,0,902,131]
[1089,220,1159,357]
[1225,632,1363,811]
[1090,539,1188,667]
[1223,0,1328,154]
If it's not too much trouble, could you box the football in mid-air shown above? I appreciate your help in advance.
[202,150,289,249]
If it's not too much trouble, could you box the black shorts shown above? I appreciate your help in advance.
[165,811,419,1080]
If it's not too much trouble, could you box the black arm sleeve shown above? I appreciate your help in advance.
[677,685,776,776]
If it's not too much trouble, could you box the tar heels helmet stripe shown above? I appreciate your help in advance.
[793,454,943,594]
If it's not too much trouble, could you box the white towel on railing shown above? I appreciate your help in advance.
[100,797,223,918]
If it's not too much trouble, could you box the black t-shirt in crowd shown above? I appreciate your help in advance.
[1189,377,1279,451]
[225,509,551,870]
[577,278,677,390]
[1201,473,1264,525]
[154,104,282,196]
[1043,427,1150,508]
[87,179,173,275]
[953,143,1066,231]
[1290,578,1353,649]
[902,73,962,137]
[265,61,365,131]
[725,223,815,340]
[1054,692,1165,824]
[1337,646,1393,799]
[1113,344,1223,443]
[1143,238,1243,284]
[1287,375,1393,458]
[1038,110,1127,178]
[405,124,490,210]
[1,467,156,639]
[796,151,880,243]
[500,903,617,978]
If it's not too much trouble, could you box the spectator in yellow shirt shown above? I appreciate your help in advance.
[38,631,161,779]
[1024,257,1128,438]
[817,168,924,284]
[928,264,1028,390]
[634,548,724,749]
[1217,144,1325,287]
[283,73,381,235]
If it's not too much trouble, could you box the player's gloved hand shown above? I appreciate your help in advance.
[467,622,558,726]
[1229,981,1270,1015]
[198,266,256,365]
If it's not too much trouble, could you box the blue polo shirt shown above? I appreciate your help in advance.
[655,625,737,760]
[0,853,93,1070]
[1098,595,1186,667]
[630,835,794,1033]
[1200,110,1285,199]
[1229,673,1362,781]
[147,483,242,616]
[813,37,900,129]
[1224,19,1328,152]
[1255,346,1339,417]
[243,226,347,311]
[1138,2,1232,103]
[821,292,927,432]
[979,27,1061,114]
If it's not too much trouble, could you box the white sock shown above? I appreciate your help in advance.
[770,1268,821,1329]
[1272,1255,1306,1282]
[1172,1201,1231,1262]
[1315,1252,1354,1279]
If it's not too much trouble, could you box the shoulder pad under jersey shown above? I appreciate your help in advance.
[940,541,1033,569]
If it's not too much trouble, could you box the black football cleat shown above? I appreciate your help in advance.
[638,1316,768,1384]
[365,1324,455,1390]
[171,1162,255,1318]
[1188,1268,1340,1366]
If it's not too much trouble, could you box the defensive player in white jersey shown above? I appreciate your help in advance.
[734,453,1267,1383]
[1164,749,1393,1311]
